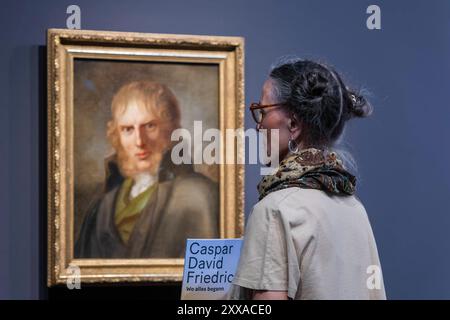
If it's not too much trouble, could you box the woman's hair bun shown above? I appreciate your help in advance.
[346,90,373,119]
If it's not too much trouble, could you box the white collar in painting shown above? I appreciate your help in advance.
[130,172,158,199]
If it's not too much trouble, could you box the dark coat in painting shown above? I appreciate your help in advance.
[75,151,219,259]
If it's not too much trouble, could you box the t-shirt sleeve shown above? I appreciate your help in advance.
[229,201,289,299]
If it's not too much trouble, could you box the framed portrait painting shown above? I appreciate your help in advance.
[47,29,244,285]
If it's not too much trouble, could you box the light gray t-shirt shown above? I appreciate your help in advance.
[229,188,386,300]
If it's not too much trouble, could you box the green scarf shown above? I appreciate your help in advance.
[257,147,356,200]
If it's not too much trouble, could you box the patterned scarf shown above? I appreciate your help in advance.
[257,147,357,200]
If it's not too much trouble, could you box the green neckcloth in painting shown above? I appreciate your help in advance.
[114,178,158,244]
[257,147,356,200]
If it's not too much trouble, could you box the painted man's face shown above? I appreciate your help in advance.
[116,101,167,177]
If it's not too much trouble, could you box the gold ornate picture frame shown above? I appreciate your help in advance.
[47,28,244,286]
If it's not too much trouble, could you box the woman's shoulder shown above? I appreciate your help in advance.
[254,187,328,212]
[259,186,362,207]
[251,187,364,225]
[250,188,315,223]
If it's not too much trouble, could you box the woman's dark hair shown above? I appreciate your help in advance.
[269,58,372,148]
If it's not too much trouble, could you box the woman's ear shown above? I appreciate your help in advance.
[288,116,302,141]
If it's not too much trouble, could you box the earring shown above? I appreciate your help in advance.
[288,137,299,153]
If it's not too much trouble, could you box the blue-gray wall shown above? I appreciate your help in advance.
[1,0,450,299]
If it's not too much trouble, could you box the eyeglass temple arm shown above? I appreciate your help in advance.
[249,102,284,110]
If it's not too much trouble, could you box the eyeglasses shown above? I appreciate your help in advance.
[249,102,286,124]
